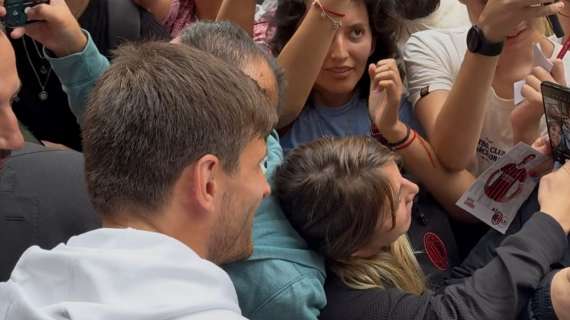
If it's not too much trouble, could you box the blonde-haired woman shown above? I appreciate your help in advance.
[275,135,570,320]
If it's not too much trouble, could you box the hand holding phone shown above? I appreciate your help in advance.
[3,0,86,57]
[2,0,49,28]
[541,81,570,164]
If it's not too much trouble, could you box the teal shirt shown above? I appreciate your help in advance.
[224,131,326,319]
[47,32,327,320]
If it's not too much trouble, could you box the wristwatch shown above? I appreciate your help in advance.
[467,25,504,56]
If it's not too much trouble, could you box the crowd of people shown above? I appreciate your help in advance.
[1,0,570,319]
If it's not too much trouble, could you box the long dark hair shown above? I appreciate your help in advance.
[270,0,402,99]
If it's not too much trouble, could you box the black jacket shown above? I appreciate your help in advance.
[320,213,567,320]
[0,143,100,281]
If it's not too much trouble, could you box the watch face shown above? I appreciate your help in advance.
[467,26,480,53]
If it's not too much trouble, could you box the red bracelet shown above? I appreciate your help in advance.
[313,0,346,18]
[371,124,411,149]
[394,129,417,151]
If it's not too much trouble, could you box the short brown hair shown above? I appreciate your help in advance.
[83,42,277,215]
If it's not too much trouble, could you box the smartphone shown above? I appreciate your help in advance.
[2,0,49,28]
[541,81,570,164]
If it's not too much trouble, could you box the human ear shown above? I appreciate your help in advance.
[192,154,221,213]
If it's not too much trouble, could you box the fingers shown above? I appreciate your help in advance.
[376,80,397,92]
[529,158,554,177]
[525,74,542,91]
[531,66,553,83]
[25,3,52,22]
[374,70,398,83]
[10,27,26,39]
[525,1,564,18]
[552,59,567,86]
[532,135,549,149]
[373,59,402,88]
[532,135,553,156]
[375,59,398,71]
[368,64,379,93]
[521,83,542,102]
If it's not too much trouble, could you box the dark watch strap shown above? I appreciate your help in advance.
[467,25,504,57]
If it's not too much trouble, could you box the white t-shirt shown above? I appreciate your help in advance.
[403,27,558,176]
[398,0,470,45]
[0,228,246,320]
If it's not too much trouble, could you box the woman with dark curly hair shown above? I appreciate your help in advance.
[271,0,402,152]
[275,135,570,320]
[270,0,488,224]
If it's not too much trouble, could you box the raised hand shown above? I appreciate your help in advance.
[368,59,405,141]
[7,0,86,57]
[478,0,564,43]
[512,59,566,144]
[538,161,570,233]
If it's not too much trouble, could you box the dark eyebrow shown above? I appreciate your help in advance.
[345,22,368,29]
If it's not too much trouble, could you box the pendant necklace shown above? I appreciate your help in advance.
[22,37,52,101]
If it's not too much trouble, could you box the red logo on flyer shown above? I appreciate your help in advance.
[491,211,504,226]
[423,232,448,271]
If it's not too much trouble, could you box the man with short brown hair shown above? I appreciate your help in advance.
[0,39,277,319]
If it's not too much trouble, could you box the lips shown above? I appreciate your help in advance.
[326,66,354,74]
[325,66,355,80]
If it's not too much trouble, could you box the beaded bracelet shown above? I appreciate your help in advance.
[313,0,343,30]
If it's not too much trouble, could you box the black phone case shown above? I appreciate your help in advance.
[2,0,49,28]
[541,81,570,164]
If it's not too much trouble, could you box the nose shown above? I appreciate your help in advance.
[329,33,349,61]
[262,178,272,198]
[404,178,420,199]
[0,106,25,151]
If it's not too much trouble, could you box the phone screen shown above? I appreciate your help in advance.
[542,81,570,164]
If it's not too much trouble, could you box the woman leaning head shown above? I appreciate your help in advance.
[275,136,425,294]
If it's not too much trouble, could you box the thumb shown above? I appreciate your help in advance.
[368,64,379,94]
[25,3,52,22]
[552,59,567,86]
[529,158,554,178]
[10,27,26,39]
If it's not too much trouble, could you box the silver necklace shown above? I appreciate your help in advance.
[31,39,50,75]
[22,37,52,101]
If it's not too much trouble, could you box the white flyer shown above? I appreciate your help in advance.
[457,143,547,234]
